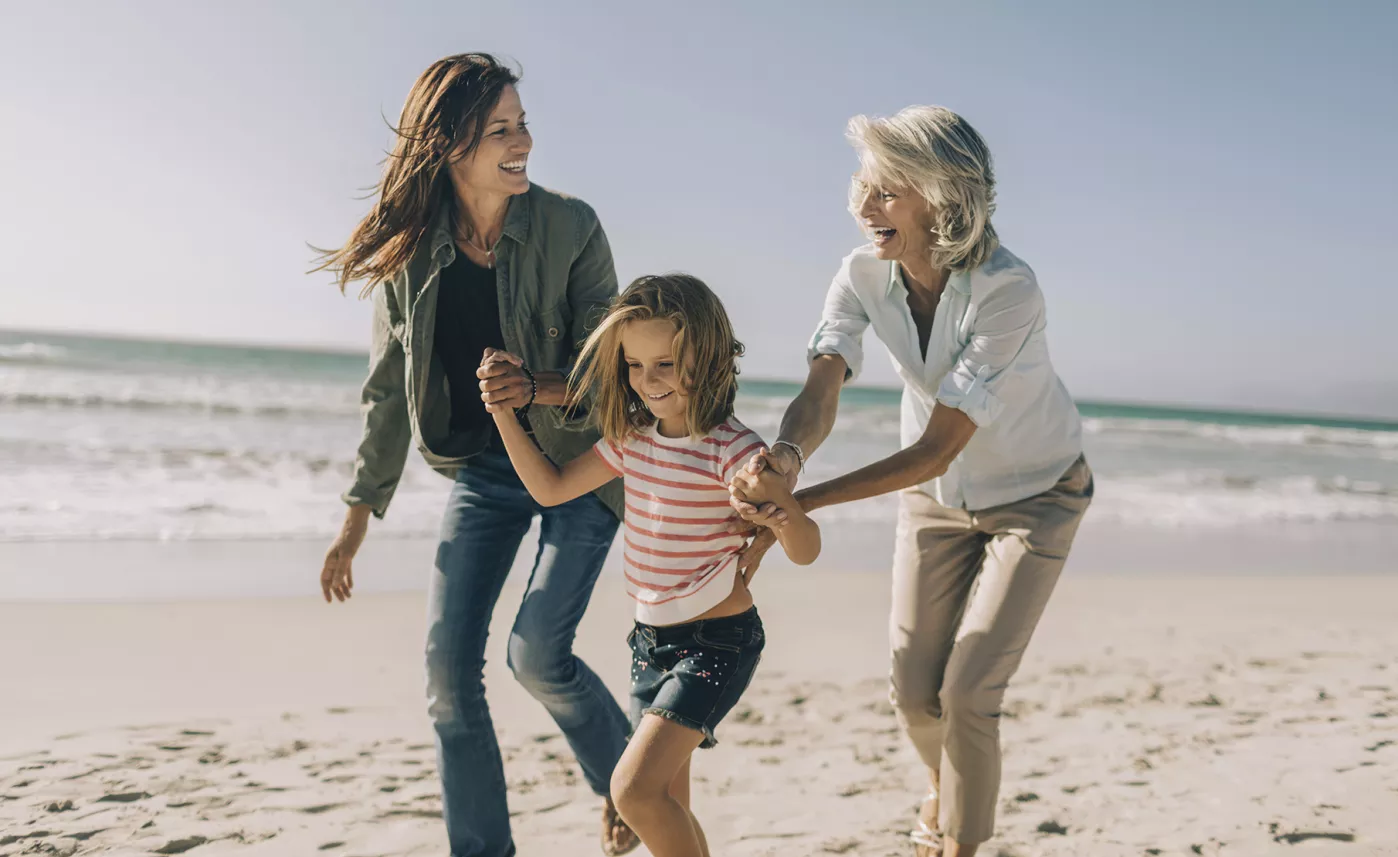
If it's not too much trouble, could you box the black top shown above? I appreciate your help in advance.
[433,251,508,438]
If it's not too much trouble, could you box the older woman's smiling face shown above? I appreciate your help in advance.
[854,177,939,265]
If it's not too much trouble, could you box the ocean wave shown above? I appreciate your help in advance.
[1083,416,1398,451]
[0,366,359,419]
[0,389,355,419]
[1085,470,1398,527]
[0,342,69,363]
[3,458,1394,542]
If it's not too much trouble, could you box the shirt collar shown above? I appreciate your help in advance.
[886,261,972,297]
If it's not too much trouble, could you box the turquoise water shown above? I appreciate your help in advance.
[3,329,1396,541]
[741,378,1398,433]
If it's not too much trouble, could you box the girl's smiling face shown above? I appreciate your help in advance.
[621,318,689,435]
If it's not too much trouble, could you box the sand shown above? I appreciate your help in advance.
[2,544,1397,856]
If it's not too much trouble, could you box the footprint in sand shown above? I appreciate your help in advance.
[154,835,209,854]
[1274,831,1356,845]
[97,791,152,803]
[379,808,443,819]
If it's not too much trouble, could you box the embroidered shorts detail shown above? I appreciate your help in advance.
[626,607,765,748]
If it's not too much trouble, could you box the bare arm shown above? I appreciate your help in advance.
[795,403,977,513]
[483,350,617,506]
[771,354,848,477]
[490,408,616,507]
[732,353,848,518]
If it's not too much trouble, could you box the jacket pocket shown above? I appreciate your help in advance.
[521,300,572,368]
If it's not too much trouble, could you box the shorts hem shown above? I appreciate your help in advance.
[641,707,717,749]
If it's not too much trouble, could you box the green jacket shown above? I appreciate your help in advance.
[342,183,623,520]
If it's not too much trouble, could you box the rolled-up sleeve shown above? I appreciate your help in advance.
[807,259,870,381]
[935,277,1042,428]
[341,281,412,518]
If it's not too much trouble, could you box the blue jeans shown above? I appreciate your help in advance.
[426,451,627,857]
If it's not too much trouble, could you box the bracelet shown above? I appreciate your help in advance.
[517,365,537,418]
[771,439,805,473]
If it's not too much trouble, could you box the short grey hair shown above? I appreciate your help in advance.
[847,105,1000,272]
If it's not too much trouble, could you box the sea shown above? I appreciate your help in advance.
[3,329,1397,547]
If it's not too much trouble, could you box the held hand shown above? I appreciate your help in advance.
[737,527,777,586]
[478,348,531,414]
[729,465,783,507]
[754,444,801,491]
[727,444,800,513]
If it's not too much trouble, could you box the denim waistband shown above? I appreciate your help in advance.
[634,606,760,646]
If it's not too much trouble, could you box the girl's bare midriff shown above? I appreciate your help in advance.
[660,569,753,626]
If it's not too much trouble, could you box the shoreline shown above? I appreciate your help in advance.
[1,518,1393,603]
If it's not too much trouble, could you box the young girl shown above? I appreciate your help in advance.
[480,273,819,857]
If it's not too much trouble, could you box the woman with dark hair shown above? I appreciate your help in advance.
[315,53,637,857]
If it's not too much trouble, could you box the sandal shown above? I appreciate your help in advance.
[908,789,943,857]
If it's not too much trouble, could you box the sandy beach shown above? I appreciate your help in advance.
[3,540,1396,857]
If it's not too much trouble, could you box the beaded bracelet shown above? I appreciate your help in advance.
[517,365,537,420]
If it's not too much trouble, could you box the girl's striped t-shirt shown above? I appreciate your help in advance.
[593,419,766,626]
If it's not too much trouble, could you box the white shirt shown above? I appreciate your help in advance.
[807,243,1083,511]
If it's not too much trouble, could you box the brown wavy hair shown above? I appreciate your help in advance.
[569,274,744,443]
[313,53,520,296]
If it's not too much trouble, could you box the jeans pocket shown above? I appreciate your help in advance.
[694,624,746,653]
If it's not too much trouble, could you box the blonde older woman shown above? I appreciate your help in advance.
[730,106,1092,856]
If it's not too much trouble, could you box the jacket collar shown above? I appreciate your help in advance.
[426,186,534,267]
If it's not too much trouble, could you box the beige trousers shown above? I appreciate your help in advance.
[889,456,1093,845]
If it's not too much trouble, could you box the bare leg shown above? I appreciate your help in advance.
[668,756,709,857]
[610,714,707,857]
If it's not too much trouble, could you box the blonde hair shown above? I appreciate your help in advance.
[569,274,744,444]
[847,105,1000,271]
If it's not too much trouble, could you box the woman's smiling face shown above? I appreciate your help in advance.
[854,176,939,265]
[449,84,533,196]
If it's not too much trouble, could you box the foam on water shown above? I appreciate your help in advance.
[3,332,1397,541]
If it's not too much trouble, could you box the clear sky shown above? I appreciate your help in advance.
[3,1,1396,418]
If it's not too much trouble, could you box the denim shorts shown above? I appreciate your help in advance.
[626,607,765,748]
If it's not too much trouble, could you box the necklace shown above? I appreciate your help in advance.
[459,229,498,269]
